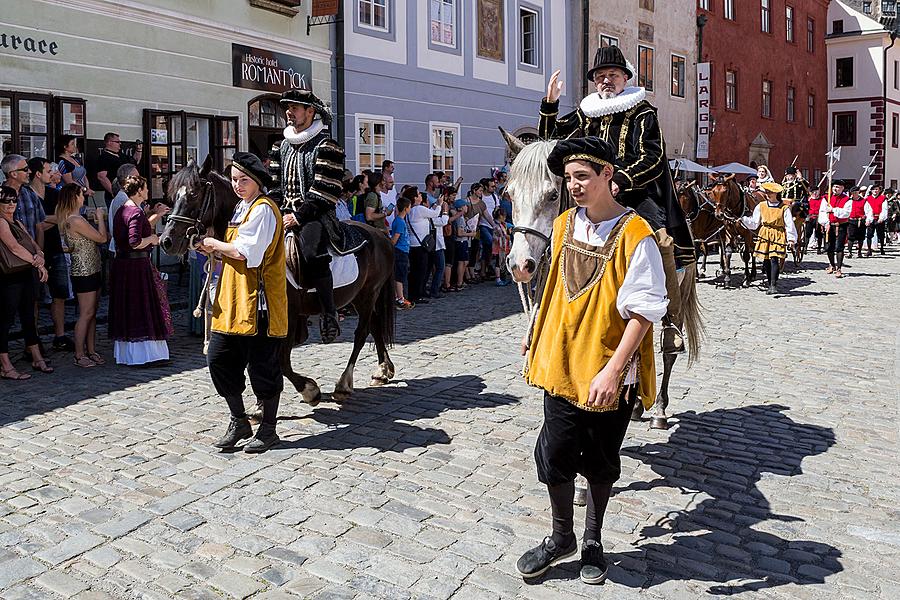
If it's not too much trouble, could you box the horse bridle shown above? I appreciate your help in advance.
[166,180,215,247]
[712,183,752,224]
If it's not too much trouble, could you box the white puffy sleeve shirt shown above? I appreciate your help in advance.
[740,203,798,244]
[230,199,278,269]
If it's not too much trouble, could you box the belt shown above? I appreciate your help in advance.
[117,251,150,259]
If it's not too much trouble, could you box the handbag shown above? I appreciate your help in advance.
[0,219,39,275]
[406,215,436,253]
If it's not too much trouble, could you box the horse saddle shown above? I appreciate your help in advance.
[332,221,368,256]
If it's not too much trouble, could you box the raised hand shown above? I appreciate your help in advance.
[546,69,563,103]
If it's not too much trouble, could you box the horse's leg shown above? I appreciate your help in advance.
[721,239,733,288]
[651,353,678,430]
[282,293,321,406]
[742,238,754,287]
[333,310,371,403]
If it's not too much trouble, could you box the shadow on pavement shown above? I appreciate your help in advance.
[277,374,518,453]
[604,404,842,594]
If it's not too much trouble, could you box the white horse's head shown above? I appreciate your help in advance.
[500,128,560,283]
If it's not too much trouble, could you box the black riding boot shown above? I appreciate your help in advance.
[314,273,341,344]
[767,260,780,295]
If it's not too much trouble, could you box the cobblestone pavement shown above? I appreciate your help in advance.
[1,246,898,599]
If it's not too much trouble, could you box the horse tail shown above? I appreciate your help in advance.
[680,262,705,366]
[374,267,396,349]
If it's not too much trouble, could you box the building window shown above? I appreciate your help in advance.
[894,60,899,90]
[520,7,539,67]
[863,1,872,13]
[600,34,618,48]
[699,0,710,10]
[247,96,285,157]
[807,94,815,127]
[884,1,897,17]
[431,0,456,47]
[359,0,388,31]
[0,91,82,162]
[807,18,815,52]
[762,80,772,117]
[761,0,771,33]
[832,20,843,34]
[671,54,686,98]
[893,113,899,148]
[726,70,737,110]
[638,45,655,92]
[430,123,459,181]
[639,0,655,10]
[786,6,795,42]
[833,112,856,146]
[724,0,735,20]
[787,86,795,122]
[357,117,391,172]
[836,57,854,88]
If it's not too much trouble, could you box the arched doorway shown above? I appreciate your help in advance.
[248,95,286,160]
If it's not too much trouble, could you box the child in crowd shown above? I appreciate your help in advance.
[390,197,414,309]
[452,196,476,292]
[492,207,511,287]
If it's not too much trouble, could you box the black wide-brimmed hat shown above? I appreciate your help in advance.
[586,45,633,81]
[280,89,333,126]
[784,166,797,175]
[231,152,272,189]
[547,137,619,177]
[849,185,862,193]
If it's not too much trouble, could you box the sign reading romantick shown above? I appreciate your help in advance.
[232,44,312,94]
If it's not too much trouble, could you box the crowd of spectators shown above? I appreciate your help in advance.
[342,160,513,310]
[0,133,170,381]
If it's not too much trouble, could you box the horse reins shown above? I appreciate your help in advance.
[166,180,216,249]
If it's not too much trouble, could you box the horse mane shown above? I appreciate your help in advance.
[506,139,557,197]
[167,161,200,202]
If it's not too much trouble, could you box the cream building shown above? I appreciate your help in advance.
[827,0,900,187]
[587,0,697,159]
[1,0,332,203]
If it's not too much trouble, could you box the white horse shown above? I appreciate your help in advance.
[500,128,703,429]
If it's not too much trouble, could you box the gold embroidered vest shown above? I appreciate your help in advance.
[525,209,657,412]
[211,195,287,337]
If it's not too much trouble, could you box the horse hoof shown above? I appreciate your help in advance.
[650,416,669,430]
[370,376,389,386]
[332,391,350,403]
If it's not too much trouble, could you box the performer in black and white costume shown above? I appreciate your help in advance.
[279,89,347,343]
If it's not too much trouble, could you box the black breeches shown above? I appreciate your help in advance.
[298,221,331,278]
[207,313,284,425]
[866,222,885,246]
[825,223,848,254]
[848,220,866,244]
[803,219,821,248]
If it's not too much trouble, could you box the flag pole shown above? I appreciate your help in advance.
[859,150,880,186]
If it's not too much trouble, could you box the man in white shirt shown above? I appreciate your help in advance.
[380,172,398,227]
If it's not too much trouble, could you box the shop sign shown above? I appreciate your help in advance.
[150,128,168,145]
[313,0,340,17]
[696,62,710,160]
[232,43,312,93]
[0,31,59,56]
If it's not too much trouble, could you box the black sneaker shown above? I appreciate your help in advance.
[213,417,253,449]
[244,424,280,454]
[52,336,75,351]
[580,540,609,585]
[516,536,577,579]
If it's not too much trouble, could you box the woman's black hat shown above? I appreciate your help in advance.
[280,89,333,126]
[547,137,619,177]
[586,45,633,81]
[231,152,272,189]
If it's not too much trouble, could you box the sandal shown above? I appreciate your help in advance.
[32,360,54,374]
[825,266,834,274]
[1,368,31,380]
[73,356,96,368]
[88,352,106,365]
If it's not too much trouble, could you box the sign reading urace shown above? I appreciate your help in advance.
[0,31,59,55]
[232,44,312,93]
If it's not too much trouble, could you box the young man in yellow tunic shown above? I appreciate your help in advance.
[740,181,797,295]
[199,152,288,454]
[516,138,668,585]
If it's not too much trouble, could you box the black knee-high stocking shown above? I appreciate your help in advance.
[770,259,780,285]
[762,258,771,282]
[837,252,845,270]
[583,481,614,544]
[547,481,576,547]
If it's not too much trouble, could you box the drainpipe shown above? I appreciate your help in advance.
[882,30,897,184]
[582,0,590,100]
[335,2,346,149]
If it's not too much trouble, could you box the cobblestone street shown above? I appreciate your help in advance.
[1,248,898,600]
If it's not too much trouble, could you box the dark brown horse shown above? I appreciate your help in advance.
[159,156,396,405]
[707,178,759,287]
[676,181,724,279]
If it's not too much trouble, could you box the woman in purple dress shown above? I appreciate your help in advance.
[108,175,171,365]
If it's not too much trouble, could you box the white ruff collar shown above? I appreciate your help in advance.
[283,119,325,145]
[580,87,647,117]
